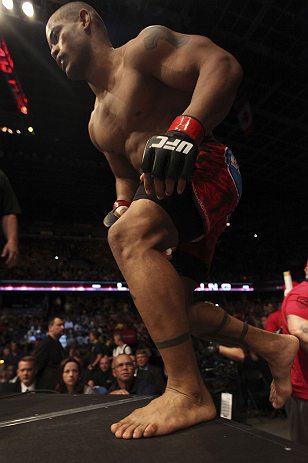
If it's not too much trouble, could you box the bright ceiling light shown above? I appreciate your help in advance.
[2,0,14,10]
[22,1,34,17]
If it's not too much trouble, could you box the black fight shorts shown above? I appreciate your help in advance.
[133,181,207,283]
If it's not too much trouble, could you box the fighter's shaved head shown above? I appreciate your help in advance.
[50,2,100,23]
[47,1,108,38]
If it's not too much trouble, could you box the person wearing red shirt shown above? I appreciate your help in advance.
[281,262,308,446]
[265,309,283,334]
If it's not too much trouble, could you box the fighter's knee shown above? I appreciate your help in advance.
[107,219,127,253]
[107,217,147,260]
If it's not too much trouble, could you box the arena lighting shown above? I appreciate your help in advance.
[0,36,29,114]
[27,126,33,132]
[0,281,254,292]
[2,0,13,10]
[21,1,34,17]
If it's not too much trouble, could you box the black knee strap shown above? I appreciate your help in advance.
[155,331,191,350]
[199,311,249,350]
[199,311,228,338]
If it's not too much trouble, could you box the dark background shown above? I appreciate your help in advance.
[0,0,307,280]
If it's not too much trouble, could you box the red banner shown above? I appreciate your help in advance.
[0,35,28,115]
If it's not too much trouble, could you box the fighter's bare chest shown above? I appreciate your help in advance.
[89,76,159,154]
[88,72,190,160]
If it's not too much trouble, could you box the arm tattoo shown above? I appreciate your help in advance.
[300,323,308,335]
[144,27,190,50]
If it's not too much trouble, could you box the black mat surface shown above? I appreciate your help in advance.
[1,394,307,463]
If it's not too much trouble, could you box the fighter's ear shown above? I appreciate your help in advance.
[79,9,91,29]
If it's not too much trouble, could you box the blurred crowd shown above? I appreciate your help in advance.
[0,236,122,282]
[0,233,305,283]
[0,294,279,396]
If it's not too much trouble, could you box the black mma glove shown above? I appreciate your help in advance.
[141,115,205,181]
[103,200,130,228]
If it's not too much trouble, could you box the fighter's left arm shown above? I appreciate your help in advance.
[133,26,242,197]
[286,314,308,354]
[137,25,243,133]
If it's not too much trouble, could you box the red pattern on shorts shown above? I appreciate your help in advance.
[177,139,240,274]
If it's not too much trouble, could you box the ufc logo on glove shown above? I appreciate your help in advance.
[141,115,205,181]
[150,136,194,154]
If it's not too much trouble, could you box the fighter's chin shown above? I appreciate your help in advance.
[65,65,85,81]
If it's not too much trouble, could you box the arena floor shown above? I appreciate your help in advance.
[1,393,307,463]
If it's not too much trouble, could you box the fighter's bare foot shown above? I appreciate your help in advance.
[110,385,216,439]
[267,334,299,409]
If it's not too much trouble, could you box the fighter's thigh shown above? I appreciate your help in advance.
[107,198,179,252]
[180,275,199,311]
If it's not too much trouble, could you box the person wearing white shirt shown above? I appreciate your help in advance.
[112,333,132,357]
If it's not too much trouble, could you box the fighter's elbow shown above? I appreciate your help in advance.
[227,54,243,87]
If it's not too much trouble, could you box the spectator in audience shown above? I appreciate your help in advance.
[87,330,105,372]
[281,262,308,446]
[64,315,74,332]
[108,354,156,395]
[263,301,276,316]
[218,345,246,362]
[87,355,115,390]
[130,354,137,375]
[260,314,268,329]
[6,364,17,383]
[0,169,21,268]
[104,337,114,358]
[0,362,6,383]
[4,341,24,365]
[0,356,42,393]
[135,349,166,395]
[34,315,65,390]
[112,333,132,357]
[76,329,86,346]
[265,304,283,334]
[55,357,94,394]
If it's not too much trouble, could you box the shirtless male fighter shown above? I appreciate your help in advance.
[46,2,299,439]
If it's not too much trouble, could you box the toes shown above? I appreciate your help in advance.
[122,423,140,439]
[133,425,145,439]
[111,421,144,439]
[111,422,128,438]
[111,421,156,439]
[110,422,121,434]
[143,423,158,438]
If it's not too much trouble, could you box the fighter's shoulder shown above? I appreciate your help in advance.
[124,26,214,69]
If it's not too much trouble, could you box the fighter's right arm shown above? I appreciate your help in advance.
[104,151,140,203]
[286,314,308,354]
[102,152,140,227]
